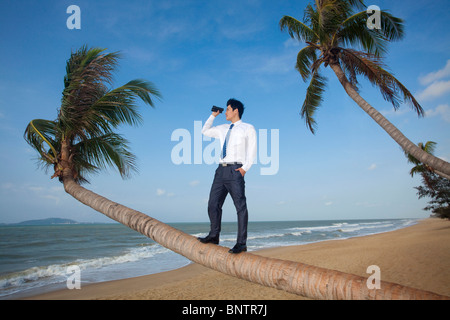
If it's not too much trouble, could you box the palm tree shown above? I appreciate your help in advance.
[24,46,447,300]
[406,141,437,177]
[405,141,450,181]
[280,0,450,178]
[405,142,450,219]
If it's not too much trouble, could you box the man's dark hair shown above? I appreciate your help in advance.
[227,98,244,119]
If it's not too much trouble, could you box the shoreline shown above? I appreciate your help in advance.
[20,218,450,300]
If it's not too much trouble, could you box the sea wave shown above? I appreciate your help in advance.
[0,243,168,296]
[287,221,407,234]
[192,220,416,244]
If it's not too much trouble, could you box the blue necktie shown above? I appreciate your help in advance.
[222,124,234,159]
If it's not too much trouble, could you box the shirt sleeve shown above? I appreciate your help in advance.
[242,125,257,173]
[201,115,220,138]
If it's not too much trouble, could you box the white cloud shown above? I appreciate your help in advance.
[156,188,175,197]
[28,186,44,192]
[27,185,63,205]
[257,53,295,74]
[189,180,200,187]
[379,107,410,117]
[425,104,450,123]
[324,201,333,206]
[416,60,450,102]
[368,163,377,171]
[1,182,15,190]
[2,183,64,205]
[416,80,450,101]
[419,60,450,85]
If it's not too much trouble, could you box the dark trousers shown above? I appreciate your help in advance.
[207,164,248,245]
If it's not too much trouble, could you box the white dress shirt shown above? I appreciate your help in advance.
[202,115,257,172]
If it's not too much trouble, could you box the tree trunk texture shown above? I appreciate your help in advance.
[63,177,448,300]
[329,63,450,178]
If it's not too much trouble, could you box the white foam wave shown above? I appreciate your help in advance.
[287,221,401,234]
[0,243,167,295]
[193,220,411,244]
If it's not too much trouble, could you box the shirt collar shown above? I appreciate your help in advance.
[231,120,242,127]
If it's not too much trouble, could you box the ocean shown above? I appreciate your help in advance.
[0,218,417,299]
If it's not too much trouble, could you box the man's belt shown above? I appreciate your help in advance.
[220,162,242,167]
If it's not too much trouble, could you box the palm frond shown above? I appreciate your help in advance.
[301,66,327,134]
[347,0,366,9]
[60,47,122,139]
[122,79,162,107]
[304,3,321,37]
[24,119,59,164]
[73,132,137,182]
[296,45,319,81]
[338,48,424,116]
[92,79,161,122]
[423,141,437,155]
[66,79,162,143]
[405,141,437,165]
[279,15,318,42]
[379,11,404,42]
[405,141,437,177]
[330,7,404,57]
[316,0,353,39]
[64,46,120,89]
[335,10,386,56]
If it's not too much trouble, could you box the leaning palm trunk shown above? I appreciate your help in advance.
[63,174,448,300]
[329,63,450,179]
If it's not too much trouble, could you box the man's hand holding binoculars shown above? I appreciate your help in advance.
[211,106,223,117]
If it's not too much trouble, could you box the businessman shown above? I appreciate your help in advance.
[198,99,257,254]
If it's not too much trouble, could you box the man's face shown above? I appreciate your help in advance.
[225,105,238,121]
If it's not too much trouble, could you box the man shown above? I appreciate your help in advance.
[198,98,257,254]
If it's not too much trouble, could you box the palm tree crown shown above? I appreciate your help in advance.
[405,141,437,177]
[24,46,161,183]
[280,0,423,134]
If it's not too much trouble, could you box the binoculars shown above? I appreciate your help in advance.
[211,106,224,113]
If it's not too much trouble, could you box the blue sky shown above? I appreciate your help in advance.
[0,0,449,224]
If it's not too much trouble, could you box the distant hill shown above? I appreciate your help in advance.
[11,218,79,226]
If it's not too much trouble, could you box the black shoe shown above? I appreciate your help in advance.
[197,235,219,245]
[228,243,247,254]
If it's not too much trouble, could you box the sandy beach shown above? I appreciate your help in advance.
[23,218,450,300]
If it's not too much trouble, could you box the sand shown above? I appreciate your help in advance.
[23,218,450,300]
